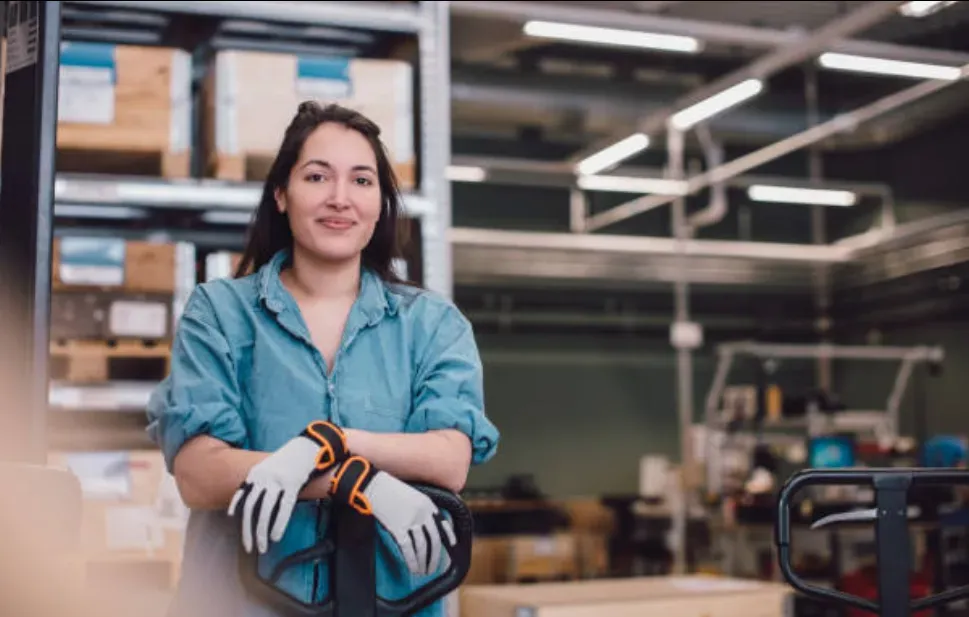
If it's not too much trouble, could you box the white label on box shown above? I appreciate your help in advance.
[296,77,352,100]
[59,237,125,286]
[215,52,240,155]
[667,576,760,593]
[59,65,115,124]
[63,452,132,500]
[6,2,39,73]
[108,300,168,339]
[169,50,192,152]
[105,505,164,551]
[59,263,124,286]
[155,473,190,530]
[531,537,558,556]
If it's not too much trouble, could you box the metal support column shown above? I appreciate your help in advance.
[669,126,693,575]
[418,0,453,298]
[805,67,833,392]
[0,1,62,463]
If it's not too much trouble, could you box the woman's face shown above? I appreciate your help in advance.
[276,122,382,265]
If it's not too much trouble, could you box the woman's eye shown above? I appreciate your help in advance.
[355,177,374,186]
[306,173,325,182]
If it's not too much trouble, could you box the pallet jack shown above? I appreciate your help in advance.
[776,468,969,617]
[240,484,472,617]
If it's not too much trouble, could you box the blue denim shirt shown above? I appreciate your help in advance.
[146,249,500,617]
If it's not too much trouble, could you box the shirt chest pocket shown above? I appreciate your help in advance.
[338,389,410,433]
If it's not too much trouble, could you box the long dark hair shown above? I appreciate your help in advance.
[234,101,413,286]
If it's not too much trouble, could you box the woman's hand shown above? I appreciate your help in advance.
[229,421,349,554]
[329,456,457,576]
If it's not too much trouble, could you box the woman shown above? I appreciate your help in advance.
[146,101,500,617]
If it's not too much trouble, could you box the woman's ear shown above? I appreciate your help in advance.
[274,187,287,214]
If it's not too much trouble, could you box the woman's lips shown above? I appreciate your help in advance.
[317,217,355,231]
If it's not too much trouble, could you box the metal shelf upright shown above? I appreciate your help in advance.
[0,0,455,455]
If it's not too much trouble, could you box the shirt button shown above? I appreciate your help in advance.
[328,383,335,395]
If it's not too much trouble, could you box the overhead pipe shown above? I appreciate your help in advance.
[686,124,727,230]
[583,70,969,232]
[449,154,896,197]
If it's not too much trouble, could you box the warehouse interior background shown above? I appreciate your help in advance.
[6,1,969,616]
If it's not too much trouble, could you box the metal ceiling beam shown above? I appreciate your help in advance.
[450,1,969,66]
[450,227,852,263]
[450,154,894,197]
[568,1,907,165]
[584,68,969,232]
[67,1,426,32]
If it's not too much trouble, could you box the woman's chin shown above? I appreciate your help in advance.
[303,244,363,265]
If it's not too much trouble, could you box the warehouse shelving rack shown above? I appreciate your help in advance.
[0,0,455,456]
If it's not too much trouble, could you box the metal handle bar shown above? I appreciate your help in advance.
[775,468,969,615]
[240,483,473,617]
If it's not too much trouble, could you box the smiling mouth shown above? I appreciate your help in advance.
[317,218,355,230]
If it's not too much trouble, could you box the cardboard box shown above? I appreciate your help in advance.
[51,291,174,341]
[46,450,188,590]
[460,576,793,617]
[203,50,415,188]
[52,238,177,295]
[56,42,191,177]
[508,534,579,582]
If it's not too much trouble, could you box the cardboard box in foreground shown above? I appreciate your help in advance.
[460,575,792,617]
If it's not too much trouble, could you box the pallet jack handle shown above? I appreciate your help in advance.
[775,468,969,617]
[240,483,473,617]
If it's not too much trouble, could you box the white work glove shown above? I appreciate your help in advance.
[229,420,349,554]
[329,456,458,576]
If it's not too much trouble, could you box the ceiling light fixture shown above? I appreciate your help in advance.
[577,174,688,196]
[899,1,958,17]
[819,52,963,81]
[575,133,650,176]
[446,165,487,183]
[523,20,701,54]
[748,184,858,207]
[669,78,765,131]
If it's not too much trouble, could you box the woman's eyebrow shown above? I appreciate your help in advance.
[301,159,377,174]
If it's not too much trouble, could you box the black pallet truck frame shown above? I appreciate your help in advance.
[776,468,969,617]
[240,484,472,617]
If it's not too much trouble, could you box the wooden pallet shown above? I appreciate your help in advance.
[49,339,171,384]
[206,152,276,183]
[56,147,190,179]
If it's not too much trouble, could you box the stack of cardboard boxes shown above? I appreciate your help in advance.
[55,42,417,188]
[49,237,178,385]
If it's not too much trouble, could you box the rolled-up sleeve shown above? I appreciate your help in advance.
[407,305,499,465]
[147,286,248,473]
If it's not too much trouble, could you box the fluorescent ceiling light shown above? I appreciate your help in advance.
[523,20,701,54]
[899,1,957,17]
[575,133,650,176]
[669,78,764,131]
[748,184,858,207]
[446,165,487,183]
[819,52,963,81]
[577,174,688,196]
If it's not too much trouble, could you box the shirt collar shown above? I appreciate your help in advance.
[257,248,400,324]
